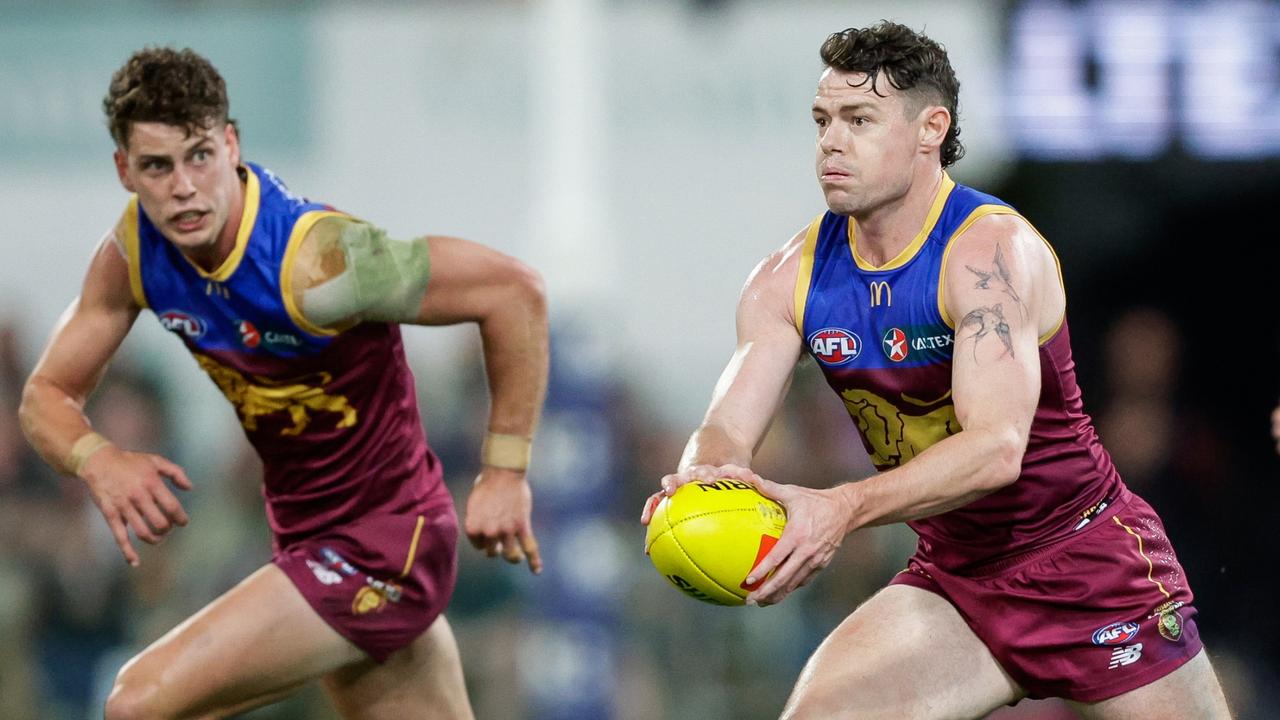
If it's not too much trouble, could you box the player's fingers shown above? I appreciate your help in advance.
[716,464,760,483]
[744,533,797,589]
[122,504,160,545]
[484,538,501,558]
[133,493,172,535]
[741,473,788,503]
[659,472,694,496]
[105,512,140,567]
[640,491,663,525]
[151,486,190,527]
[519,529,542,574]
[500,532,524,564]
[747,554,804,606]
[154,457,194,491]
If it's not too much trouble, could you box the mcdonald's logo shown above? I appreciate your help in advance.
[869,281,892,307]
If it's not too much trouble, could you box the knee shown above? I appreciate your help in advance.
[103,664,166,720]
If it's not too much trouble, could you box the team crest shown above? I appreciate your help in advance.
[352,577,403,615]
[882,328,909,362]
[808,328,862,365]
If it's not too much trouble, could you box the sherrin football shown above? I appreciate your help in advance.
[644,478,788,606]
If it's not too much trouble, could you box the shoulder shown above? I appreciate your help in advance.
[946,211,1051,273]
[737,223,812,329]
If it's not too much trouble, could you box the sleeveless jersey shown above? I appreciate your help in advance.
[795,174,1122,572]
[120,162,449,541]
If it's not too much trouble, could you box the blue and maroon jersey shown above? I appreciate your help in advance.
[794,173,1122,571]
[118,162,449,542]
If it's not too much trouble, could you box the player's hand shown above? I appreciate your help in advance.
[740,476,856,607]
[79,446,193,567]
[464,467,542,574]
[640,463,760,525]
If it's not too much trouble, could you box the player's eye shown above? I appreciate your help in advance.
[852,117,867,127]
[192,149,211,163]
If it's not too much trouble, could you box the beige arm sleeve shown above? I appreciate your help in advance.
[293,217,432,329]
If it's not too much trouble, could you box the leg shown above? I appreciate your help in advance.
[104,564,366,720]
[1067,649,1231,719]
[782,584,1022,720]
[322,614,475,720]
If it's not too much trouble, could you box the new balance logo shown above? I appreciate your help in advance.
[1108,643,1143,669]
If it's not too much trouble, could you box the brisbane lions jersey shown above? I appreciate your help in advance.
[794,174,1123,571]
[118,162,449,542]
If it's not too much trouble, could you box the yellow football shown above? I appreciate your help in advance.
[644,478,787,606]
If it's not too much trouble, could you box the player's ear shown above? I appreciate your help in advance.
[918,105,950,155]
[113,148,135,192]
[224,123,240,168]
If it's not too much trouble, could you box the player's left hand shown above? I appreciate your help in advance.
[464,467,542,574]
[740,476,856,607]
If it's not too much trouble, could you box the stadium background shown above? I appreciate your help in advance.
[0,0,1277,718]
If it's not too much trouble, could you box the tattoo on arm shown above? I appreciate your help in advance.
[959,303,1015,361]
[965,245,1027,318]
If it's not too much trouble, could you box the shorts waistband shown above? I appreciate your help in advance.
[966,486,1134,578]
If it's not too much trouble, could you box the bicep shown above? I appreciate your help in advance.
[945,220,1043,434]
[701,249,805,451]
[414,235,543,326]
[29,235,139,402]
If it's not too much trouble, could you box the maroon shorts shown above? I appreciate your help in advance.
[274,503,458,662]
[890,488,1202,702]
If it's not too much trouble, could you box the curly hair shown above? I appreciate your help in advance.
[820,22,964,167]
[103,47,237,148]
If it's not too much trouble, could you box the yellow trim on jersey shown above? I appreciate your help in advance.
[1113,515,1172,600]
[400,514,426,578]
[121,197,149,309]
[850,173,956,272]
[281,210,349,337]
[792,214,825,335]
[176,167,260,282]
[901,389,952,407]
[936,207,1067,346]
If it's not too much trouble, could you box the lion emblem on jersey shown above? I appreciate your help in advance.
[840,388,961,468]
[194,353,357,436]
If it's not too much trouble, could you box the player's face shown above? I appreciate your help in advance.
[113,121,241,253]
[812,68,924,216]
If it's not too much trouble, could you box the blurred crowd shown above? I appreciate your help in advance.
[0,301,1277,719]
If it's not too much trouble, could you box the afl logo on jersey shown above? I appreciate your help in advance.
[808,328,862,365]
[158,310,206,339]
[1092,621,1141,646]
[238,320,261,348]
[882,328,909,362]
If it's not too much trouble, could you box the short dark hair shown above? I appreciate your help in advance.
[820,22,964,167]
[103,47,237,149]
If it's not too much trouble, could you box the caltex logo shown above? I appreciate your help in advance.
[238,320,261,348]
[882,327,909,362]
[808,328,862,365]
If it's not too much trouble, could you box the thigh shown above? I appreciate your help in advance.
[322,614,474,720]
[1067,649,1231,720]
[109,564,366,719]
[782,584,1023,720]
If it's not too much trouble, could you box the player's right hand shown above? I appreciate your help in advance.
[79,446,193,567]
[639,463,761,526]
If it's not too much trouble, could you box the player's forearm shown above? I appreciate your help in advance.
[836,425,1024,531]
[19,376,101,476]
[477,267,548,440]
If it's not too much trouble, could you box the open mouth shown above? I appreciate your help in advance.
[170,210,207,232]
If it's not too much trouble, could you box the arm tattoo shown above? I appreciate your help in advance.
[965,245,1027,317]
[959,303,1015,360]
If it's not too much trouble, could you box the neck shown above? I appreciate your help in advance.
[852,166,945,267]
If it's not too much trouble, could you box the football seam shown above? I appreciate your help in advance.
[668,509,757,600]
